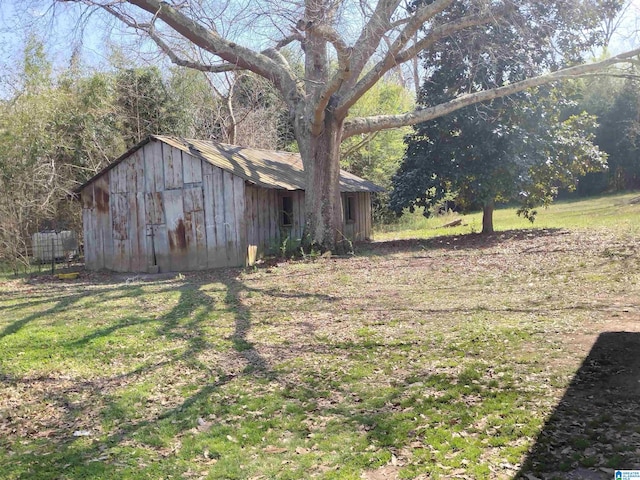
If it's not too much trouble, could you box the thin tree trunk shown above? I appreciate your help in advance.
[296,113,345,253]
[482,199,495,234]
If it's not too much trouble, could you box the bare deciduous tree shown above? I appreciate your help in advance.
[50,0,640,251]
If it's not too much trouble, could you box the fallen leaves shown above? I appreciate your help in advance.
[262,446,287,454]
[2,227,640,479]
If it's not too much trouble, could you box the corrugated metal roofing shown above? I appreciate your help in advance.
[74,136,384,193]
[156,136,384,192]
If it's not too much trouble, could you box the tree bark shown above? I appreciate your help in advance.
[295,112,345,253]
[482,199,495,234]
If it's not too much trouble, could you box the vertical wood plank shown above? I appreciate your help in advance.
[111,193,129,272]
[267,189,277,252]
[255,188,263,252]
[95,174,112,270]
[82,207,95,270]
[133,192,148,271]
[183,186,204,214]
[233,175,246,266]
[267,190,282,253]
[183,186,206,270]
[359,193,365,241]
[163,144,183,190]
[193,209,207,269]
[119,160,129,193]
[153,224,169,272]
[109,163,120,194]
[142,141,164,192]
[352,193,362,242]
[223,171,237,265]
[202,172,217,269]
[143,143,155,193]
[212,167,228,267]
[163,189,187,272]
[245,186,255,265]
[127,193,139,271]
[111,193,129,241]
[183,153,203,184]
[245,186,255,245]
[144,192,164,225]
[151,141,165,192]
[130,149,145,192]
[367,193,373,240]
[363,193,369,241]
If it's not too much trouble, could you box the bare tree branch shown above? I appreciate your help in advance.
[341,131,380,158]
[95,3,242,72]
[343,47,640,138]
[345,0,403,88]
[124,0,301,99]
[337,9,499,115]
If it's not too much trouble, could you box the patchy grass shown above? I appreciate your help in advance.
[375,191,640,240]
[1,193,640,479]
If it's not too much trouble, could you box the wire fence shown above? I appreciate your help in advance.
[0,231,83,277]
[30,231,83,275]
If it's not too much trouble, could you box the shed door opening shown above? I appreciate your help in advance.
[281,196,293,226]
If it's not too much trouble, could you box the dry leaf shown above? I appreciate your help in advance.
[263,446,287,454]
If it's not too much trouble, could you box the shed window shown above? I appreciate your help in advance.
[345,195,356,223]
[281,196,294,226]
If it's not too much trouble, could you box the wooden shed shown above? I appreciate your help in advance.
[75,135,383,273]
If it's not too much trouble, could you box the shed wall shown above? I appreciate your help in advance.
[244,188,372,264]
[245,186,305,263]
[81,140,246,272]
[340,192,373,243]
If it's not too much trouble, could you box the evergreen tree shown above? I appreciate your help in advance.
[391,12,607,233]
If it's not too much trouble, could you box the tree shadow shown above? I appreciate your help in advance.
[0,285,149,340]
[0,268,338,478]
[518,332,640,478]
[361,228,567,256]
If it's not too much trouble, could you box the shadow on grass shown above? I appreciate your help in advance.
[0,268,336,479]
[518,332,640,479]
[0,285,150,340]
[360,228,567,256]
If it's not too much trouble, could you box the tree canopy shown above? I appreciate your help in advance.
[390,8,609,233]
[391,89,607,233]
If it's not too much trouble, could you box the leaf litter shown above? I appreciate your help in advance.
[1,228,639,478]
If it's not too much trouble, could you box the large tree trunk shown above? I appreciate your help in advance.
[296,113,345,253]
[482,199,495,234]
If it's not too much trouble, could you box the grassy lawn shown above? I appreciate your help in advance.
[1,192,640,479]
[375,191,640,240]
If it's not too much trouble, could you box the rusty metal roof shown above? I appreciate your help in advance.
[74,136,384,194]
[156,136,384,193]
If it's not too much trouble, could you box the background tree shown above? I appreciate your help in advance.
[392,90,607,233]
[589,73,640,192]
[0,36,76,270]
[39,0,636,252]
[390,9,609,233]
[115,66,190,145]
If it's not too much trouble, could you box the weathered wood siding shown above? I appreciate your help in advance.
[244,188,372,264]
[340,192,373,243]
[81,138,374,271]
[81,139,246,272]
[245,187,305,263]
